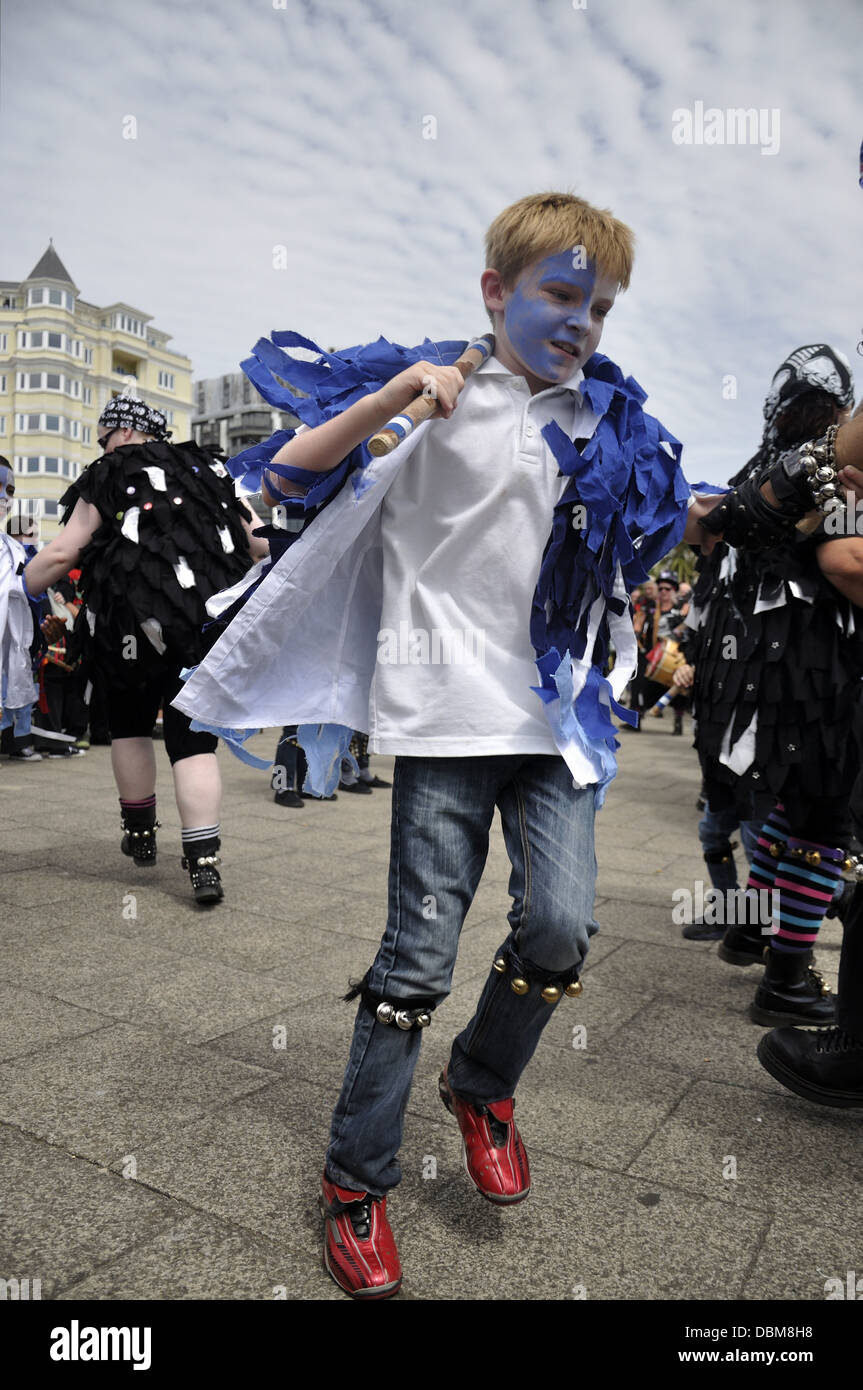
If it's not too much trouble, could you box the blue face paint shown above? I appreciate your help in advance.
[501,250,616,386]
[0,462,11,517]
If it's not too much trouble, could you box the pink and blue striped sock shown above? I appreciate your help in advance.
[770,839,845,952]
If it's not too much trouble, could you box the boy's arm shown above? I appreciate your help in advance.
[267,359,467,481]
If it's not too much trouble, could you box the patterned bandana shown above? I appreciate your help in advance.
[99,397,171,441]
[762,344,854,437]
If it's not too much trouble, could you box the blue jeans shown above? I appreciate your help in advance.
[326,754,599,1196]
[698,803,761,891]
[0,672,34,739]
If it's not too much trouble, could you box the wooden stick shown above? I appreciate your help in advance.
[367,334,495,457]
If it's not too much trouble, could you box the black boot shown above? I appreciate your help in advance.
[825,879,857,926]
[757,1026,863,1107]
[673,710,683,736]
[120,805,160,866]
[717,921,767,966]
[181,836,223,905]
[750,948,836,1027]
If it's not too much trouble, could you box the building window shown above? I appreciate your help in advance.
[242,376,252,404]
[44,500,59,517]
[28,288,46,306]
[83,386,92,405]
[47,332,63,350]
[82,426,91,444]
[46,373,62,390]
[115,313,144,337]
[158,370,175,391]
[0,417,5,434]
[221,377,231,409]
[0,333,6,349]
[0,375,5,392]
[196,383,205,413]
[45,415,61,432]
[25,458,40,473]
[84,348,93,365]
[48,289,63,306]
[165,410,174,425]
[44,457,59,473]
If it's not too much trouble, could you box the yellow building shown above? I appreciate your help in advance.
[0,242,192,539]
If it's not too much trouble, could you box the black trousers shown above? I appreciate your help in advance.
[104,660,217,766]
[838,887,863,1040]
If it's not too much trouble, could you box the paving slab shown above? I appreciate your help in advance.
[2,731,858,1302]
[740,1209,863,1301]
[0,1025,273,1165]
[395,1149,769,1301]
[0,1124,180,1299]
[0,984,114,1062]
[57,1212,341,1301]
[626,1079,863,1228]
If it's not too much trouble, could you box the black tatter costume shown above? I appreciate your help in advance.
[63,437,250,699]
[60,398,252,898]
[690,345,860,1027]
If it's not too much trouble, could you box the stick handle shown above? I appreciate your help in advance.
[367,334,495,457]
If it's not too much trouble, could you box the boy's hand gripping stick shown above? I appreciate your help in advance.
[367,334,495,457]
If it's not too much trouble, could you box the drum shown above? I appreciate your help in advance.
[645,638,686,688]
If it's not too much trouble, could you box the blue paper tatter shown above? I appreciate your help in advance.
[227,333,467,510]
[297,723,356,798]
[527,354,693,795]
[214,336,699,803]
[188,718,272,770]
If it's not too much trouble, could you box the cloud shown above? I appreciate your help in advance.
[3,0,861,482]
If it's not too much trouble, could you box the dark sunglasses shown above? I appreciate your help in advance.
[97,428,118,451]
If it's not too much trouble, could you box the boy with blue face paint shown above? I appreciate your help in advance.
[175,191,720,1299]
[484,247,617,390]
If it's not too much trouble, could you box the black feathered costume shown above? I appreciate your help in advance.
[60,440,252,752]
[689,345,859,837]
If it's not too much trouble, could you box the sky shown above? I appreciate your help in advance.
[2,0,861,484]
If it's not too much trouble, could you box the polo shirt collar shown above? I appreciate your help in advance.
[476,353,585,397]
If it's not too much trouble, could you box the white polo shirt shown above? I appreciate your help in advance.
[368,356,600,755]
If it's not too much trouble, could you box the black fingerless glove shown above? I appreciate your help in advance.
[699,428,842,549]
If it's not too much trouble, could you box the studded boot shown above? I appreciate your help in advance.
[181,836,223,905]
[120,804,160,866]
[750,947,836,1027]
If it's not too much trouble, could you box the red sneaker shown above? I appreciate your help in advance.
[319,1173,402,1299]
[438,1068,530,1204]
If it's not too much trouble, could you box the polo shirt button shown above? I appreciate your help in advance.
[525,426,535,437]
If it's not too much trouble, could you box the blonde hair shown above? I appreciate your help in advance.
[484,191,634,291]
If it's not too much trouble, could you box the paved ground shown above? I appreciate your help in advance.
[1,718,860,1304]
